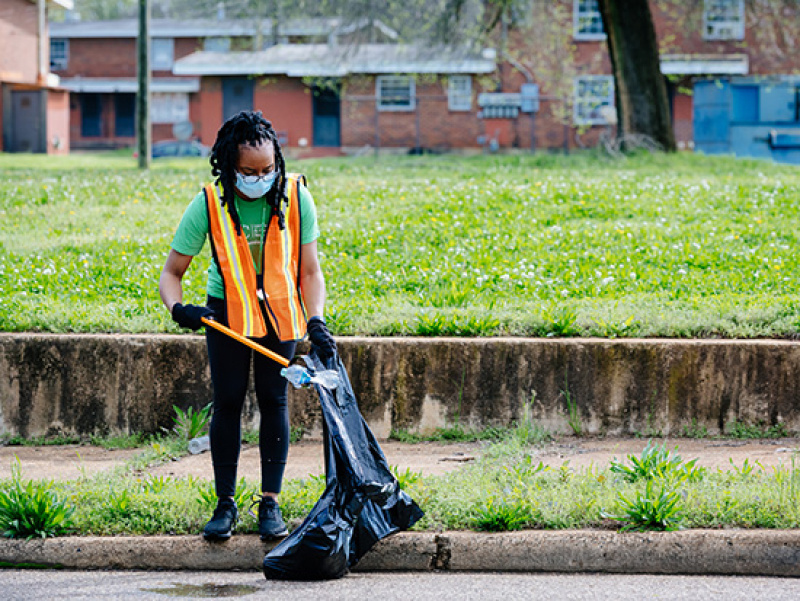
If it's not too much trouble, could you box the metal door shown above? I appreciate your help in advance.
[222,77,254,121]
[312,86,341,147]
[11,91,43,153]
[81,93,102,137]
[693,80,730,154]
[759,84,797,123]
[114,93,135,137]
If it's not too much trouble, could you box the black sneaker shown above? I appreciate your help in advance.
[203,498,238,541]
[258,496,288,541]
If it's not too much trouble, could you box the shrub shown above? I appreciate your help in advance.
[0,461,74,539]
[605,479,684,532]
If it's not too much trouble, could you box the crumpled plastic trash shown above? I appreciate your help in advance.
[262,350,424,580]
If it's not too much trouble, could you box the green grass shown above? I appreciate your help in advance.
[1,151,800,336]
[4,437,800,536]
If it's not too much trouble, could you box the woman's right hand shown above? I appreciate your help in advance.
[171,303,214,331]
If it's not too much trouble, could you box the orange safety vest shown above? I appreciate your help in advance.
[205,174,307,341]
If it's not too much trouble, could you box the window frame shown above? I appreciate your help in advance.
[203,36,231,52]
[573,75,615,126]
[376,75,415,112]
[151,38,175,71]
[448,75,472,112]
[151,92,191,124]
[702,0,745,41]
[573,0,606,41]
[50,38,69,70]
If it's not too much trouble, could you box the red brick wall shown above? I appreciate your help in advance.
[672,89,693,149]
[254,76,312,147]
[57,38,137,78]
[46,88,70,154]
[0,0,39,84]
[194,76,314,148]
[54,36,205,78]
[174,37,202,62]
[342,76,498,149]
[197,77,223,147]
[651,0,800,75]
[152,123,174,142]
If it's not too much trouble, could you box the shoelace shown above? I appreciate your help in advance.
[211,502,237,521]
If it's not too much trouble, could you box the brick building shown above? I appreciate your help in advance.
[47,1,800,158]
[1,0,72,154]
[172,44,496,153]
[49,17,397,150]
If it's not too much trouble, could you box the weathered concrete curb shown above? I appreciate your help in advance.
[1,531,799,576]
[3,334,800,439]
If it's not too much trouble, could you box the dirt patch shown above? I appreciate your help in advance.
[527,437,800,471]
[0,445,139,481]
[3,438,799,483]
[149,440,485,481]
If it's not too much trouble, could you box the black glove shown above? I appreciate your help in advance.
[307,316,337,363]
[171,303,214,331]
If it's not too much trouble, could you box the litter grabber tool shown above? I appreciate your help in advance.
[200,317,339,389]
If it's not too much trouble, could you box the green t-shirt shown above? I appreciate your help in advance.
[171,182,320,299]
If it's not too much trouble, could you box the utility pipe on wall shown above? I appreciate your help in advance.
[37,0,46,85]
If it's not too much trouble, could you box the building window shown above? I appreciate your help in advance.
[50,38,68,70]
[573,75,614,125]
[81,94,102,137]
[115,94,135,137]
[204,37,231,52]
[703,0,745,40]
[574,0,605,40]
[151,93,190,124]
[376,76,415,111]
[152,38,175,70]
[448,75,472,111]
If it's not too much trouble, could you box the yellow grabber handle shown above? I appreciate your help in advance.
[201,317,290,368]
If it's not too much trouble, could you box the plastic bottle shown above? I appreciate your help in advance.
[311,369,340,390]
[281,365,340,390]
[188,435,210,455]
[281,365,312,388]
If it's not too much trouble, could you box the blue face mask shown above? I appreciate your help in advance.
[235,170,278,199]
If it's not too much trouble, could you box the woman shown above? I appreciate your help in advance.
[159,110,336,541]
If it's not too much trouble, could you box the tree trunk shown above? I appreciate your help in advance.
[598,0,676,151]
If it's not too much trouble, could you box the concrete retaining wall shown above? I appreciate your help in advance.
[1,334,799,438]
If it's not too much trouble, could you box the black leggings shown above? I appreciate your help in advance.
[205,296,296,498]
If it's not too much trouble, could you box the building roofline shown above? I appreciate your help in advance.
[173,44,496,77]
[660,53,749,76]
[60,76,200,93]
[49,16,398,39]
[42,0,74,9]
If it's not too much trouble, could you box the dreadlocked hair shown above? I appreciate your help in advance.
[209,110,289,234]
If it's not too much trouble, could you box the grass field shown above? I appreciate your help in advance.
[4,437,800,537]
[1,150,799,337]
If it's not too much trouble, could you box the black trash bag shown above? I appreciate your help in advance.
[263,350,424,581]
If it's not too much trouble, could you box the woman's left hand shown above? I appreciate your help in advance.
[307,316,337,364]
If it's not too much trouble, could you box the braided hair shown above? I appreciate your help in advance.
[209,110,289,233]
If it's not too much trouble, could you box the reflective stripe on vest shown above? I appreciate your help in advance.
[204,174,307,341]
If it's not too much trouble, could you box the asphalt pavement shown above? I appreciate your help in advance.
[5,570,800,600]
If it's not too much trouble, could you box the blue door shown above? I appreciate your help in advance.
[759,84,797,123]
[693,80,730,154]
[80,93,102,138]
[11,90,43,152]
[222,78,254,121]
[312,86,341,147]
[114,93,135,137]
